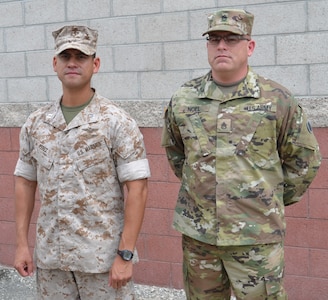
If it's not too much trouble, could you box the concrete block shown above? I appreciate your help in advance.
[190,9,215,40]
[191,69,210,80]
[309,0,328,31]
[26,51,54,76]
[164,40,208,70]
[112,0,161,16]
[5,26,45,52]
[8,78,47,103]
[217,0,276,6]
[277,32,328,65]
[67,0,110,20]
[163,0,216,12]
[138,12,189,43]
[253,65,308,96]
[0,29,4,52]
[310,64,328,96]
[24,0,65,24]
[48,76,62,101]
[0,80,7,103]
[140,71,189,99]
[93,72,139,100]
[90,17,137,46]
[251,2,306,35]
[0,53,26,78]
[114,44,162,71]
[249,36,275,66]
[0,2,23,27]
[96,47,114,73]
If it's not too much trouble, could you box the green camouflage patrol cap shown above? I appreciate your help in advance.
[202,9,254,36]
[52,25,98,55]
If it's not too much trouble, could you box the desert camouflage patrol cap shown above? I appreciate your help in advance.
[52,25,98,55]
[202,9,254,36]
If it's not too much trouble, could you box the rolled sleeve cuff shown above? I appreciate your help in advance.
[14,159,37,181]
[117,159,151,183]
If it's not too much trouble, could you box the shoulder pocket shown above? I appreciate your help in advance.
[293,119,318,151]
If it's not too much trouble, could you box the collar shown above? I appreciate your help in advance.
[44,90,99,130]
[197,68,261,102]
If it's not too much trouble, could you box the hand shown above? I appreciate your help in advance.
[109,255,133,289]
[14,246,34,277]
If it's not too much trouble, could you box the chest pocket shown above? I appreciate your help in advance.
[31,144,54,171]
[75,140,109,172]
[177,107,214,161]
[234,112,265,154]
[74,140,114,186]
[234,108,279,169]
[188,113,212,156]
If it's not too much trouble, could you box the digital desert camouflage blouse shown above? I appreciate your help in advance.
[15,92,150,272]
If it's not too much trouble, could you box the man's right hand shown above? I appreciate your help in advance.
[14,246,34,277]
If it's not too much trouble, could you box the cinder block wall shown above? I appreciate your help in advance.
[1,1,327,299]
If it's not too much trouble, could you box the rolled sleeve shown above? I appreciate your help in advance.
[14,159,37,181]
[117,159,150,183]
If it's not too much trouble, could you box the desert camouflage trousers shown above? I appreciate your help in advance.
[182,235,287,300]
[36,268,135,300]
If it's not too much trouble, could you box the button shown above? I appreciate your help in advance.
[236,150,245,156]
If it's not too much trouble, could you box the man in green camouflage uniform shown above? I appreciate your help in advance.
[14,25,150,299]
[161,9,321,300]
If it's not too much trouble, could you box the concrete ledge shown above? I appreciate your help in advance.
[0,97,327,128]
[0,100,168,128]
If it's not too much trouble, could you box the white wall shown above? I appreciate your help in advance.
[0,0,327,127]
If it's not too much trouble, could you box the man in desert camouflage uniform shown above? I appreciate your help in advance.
[14,25,150,300]
[162,9,321,300]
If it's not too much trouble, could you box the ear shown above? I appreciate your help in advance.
[53,56,57,72]
[247,39,256,57]
[93,57,100,74]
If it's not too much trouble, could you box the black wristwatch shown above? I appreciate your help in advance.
[117,249,134,261]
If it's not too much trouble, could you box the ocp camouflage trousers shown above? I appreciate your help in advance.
[182,235,287,300]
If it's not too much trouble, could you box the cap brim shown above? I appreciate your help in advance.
[55,42,95,55]
[202,25,244,36]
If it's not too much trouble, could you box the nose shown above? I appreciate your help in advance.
[67,57,78,67]
[216,39,228,49]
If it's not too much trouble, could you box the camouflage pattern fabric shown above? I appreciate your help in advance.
[182,235,287,300]
[52,25,98,55]
[202,9,254,36]
[14,92,150,273]
[161,68,321,247]
[37,268,135,299]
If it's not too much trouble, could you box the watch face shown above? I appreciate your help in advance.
[123,251,133,260]
[118,250,133,261]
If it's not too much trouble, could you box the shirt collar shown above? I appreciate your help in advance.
[197,68,261,101]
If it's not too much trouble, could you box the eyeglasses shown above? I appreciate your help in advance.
[206,35,250,46]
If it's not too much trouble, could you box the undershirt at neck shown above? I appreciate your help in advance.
[214,77,246,95]
[61,97,92,124]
